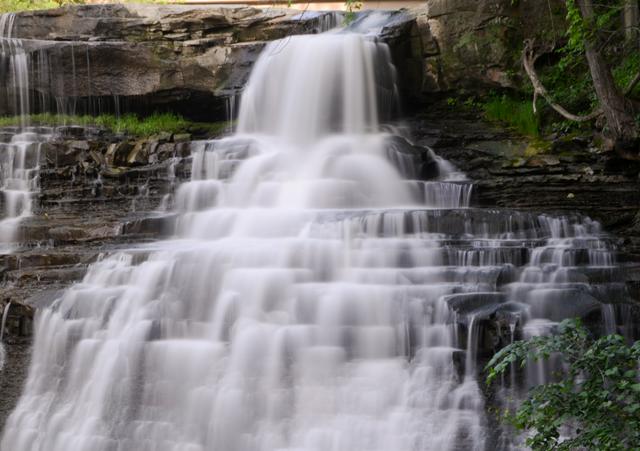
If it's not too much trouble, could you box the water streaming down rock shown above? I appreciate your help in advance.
[0,12,119,120]
[0,13,30,127]
[1,28,635,451]
[0,302,11,371]
[0,129,44,251]
[0,15,46,252]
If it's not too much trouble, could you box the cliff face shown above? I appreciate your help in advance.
[3,4,340,119]
[3,1,565,118]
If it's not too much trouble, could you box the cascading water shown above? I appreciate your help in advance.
[1,24,635,451]
[0,130,44,251]
[0,12,121,120]
[0,302,11,371]
[0,15,45,252]
[1,13,30,127]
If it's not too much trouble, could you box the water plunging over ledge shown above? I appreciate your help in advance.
[0,15,45,253]
[0,129,44,251]
[1,25,635,451]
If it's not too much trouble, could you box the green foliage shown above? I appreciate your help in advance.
[344,0,362,25]
[564,0,624,48]
[0,0,84,13]
[100,113,191,136]
[0,112,227,137]
[525,0,637,137]
[486,319,640,451]
[563,0,586,55]
[1,0,55,13]
[483,95,540,137]
[614,52,640,97]
[0,0,164,13]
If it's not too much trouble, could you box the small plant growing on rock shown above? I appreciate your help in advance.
[344,0,362,25]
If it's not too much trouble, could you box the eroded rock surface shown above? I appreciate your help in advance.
[406,99,640,303]
[3,1,569,117]
[4,5,340,119]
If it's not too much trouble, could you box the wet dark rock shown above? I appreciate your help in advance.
[528,290,603,322]
[127,142,149,166]
[444,293,508,317]
[406,101,640,262]
[384,135,440,179]
[121,214,177,238]
[173,133,192,143]
[106,142,134,166]
[0,340,31,430]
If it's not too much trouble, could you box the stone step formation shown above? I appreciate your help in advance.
[0,6,639,451]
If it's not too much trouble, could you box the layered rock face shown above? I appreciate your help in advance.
[3,4,340,119]
[0,126,184,308]
[407,102,640,309]
[422,0,564,91]
[0,124,194,426]
[388,0,567,101]
[3,0,565,118]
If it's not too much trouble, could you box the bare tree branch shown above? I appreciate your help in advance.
[624,71,640,96]
[522,39,602,122]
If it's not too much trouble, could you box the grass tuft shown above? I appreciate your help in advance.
[0,113,227,137]
[483,95,540,137]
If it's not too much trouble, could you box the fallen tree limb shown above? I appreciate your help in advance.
[522,39,602,122]
[624,71,640,96]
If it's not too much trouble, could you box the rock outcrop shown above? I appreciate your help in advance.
[386,0,567,102]
[4,5,340,119]
[0,126,191,312]
[3,1,569,118]
[407,99,640,264]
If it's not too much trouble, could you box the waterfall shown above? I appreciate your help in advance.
[1,27,632,451]
[0,302,11,371]
[0,130,44,251]
[0,12,105,119]
[0,15,45,252]
[0,13,30,127]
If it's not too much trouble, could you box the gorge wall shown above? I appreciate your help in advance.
[2,0,640,439]
[3,0,566,117]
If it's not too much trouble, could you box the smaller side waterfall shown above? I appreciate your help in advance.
[0,13,30,127]
[0,130,44,251]
[0,14,47,252]
[0,12,121,120]
[0,302,12,371]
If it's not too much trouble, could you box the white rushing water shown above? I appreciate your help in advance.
[0,131,44,251]
[1,26,629,451]
[1,11,124,120]
[1,13,30,127]
[0,15,45,252]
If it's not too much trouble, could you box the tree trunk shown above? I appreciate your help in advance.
[624,0,639,46]
[576,0,638,148]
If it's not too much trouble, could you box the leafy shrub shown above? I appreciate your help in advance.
[486,319,640,451]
